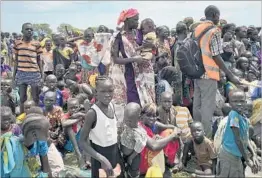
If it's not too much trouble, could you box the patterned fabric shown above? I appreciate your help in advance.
[13,40,43,72]
[15,70,41,86]
[120,125,148,153]
[109,30,155,122]
[156,79,173,104]
[210,29,223,56]
[41,48,53,72]
[156,39,172,65]
[117,8,139,25]
[250,41,261,61]
[39,89,63,108]
[158,106,177,126]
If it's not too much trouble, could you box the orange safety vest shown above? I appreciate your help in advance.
[194,21,220,81]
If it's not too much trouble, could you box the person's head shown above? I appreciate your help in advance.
[247,70,258,82]
[57,80,65,90]
[170,28,176,37]
[67,80,79,93]
[223,32,233,42]
[24,100,36,114]
[46,74,58,91]
[27,106,44,115]
[219,19,227,27]
[95,76,114,106]
[16,34,22,40]
[84,28,95,43]
[141,103,158,128]
[12,32,18,39]
[160,66,179,87]
[222,103,232,116]
[124,102,141,128]
[44,91,56,110]
[245,99,253,118]
[1,106,13,131]
[156,25,170,39]
[190,122,205,144]
[160,92,173,111]
[109,29,114,35]
[55,64,65,79]
[222,23,236,37]
[5,32,10,38]
[204,5,220,25]
[45,39,52,51]
[21,23,33,40]
[97,25,109,33]
[241,51,253,60]
[1,32,5,39]
[68,63,78,74]
[22,112,49,147]
[58,34,66,47]
[52,33,60,47]
[236,57,249,71]
[76,93,89,105]
[75,61,82,72]
[140,18,155,35]
[176,21,188,36]
[183,17,194,30]
[229,89,246,115]
[235,26,247,39]
[247,26,259,42]
[219,71,227,85]
[68,98,80,114]
[117,8,139,30]
[1,79,12,93]
[155,55,169,73]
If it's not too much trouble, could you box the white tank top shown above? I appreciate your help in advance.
[89,103,118,147]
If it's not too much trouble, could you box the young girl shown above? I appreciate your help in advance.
[79,76,119,178]
[236,57,249,79]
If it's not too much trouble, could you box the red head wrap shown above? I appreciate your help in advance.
[117,8,139,25]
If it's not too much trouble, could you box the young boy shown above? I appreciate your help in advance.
[62,98,86,168]
[41,39,53,76]
[182,122,217,177]
[216,89,258,177]
[39,74,63,108]
[16,100,35,125]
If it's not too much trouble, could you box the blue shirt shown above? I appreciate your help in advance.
[222,110,249,157]
[39,89,63,108]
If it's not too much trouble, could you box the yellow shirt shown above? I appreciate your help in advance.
[16,113,26,124]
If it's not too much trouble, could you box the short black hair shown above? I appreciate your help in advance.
[22,22,32,30]
[222,23,236,37]
[95,75,113,88]
[204,5,220,18]
[27,106,44,115]
[176,21,187,35]
[235,26,246,33]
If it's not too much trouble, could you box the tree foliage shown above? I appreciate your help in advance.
[57,23,84,36]
[32,23,53,36]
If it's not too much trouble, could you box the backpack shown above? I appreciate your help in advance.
[176,25,215,79]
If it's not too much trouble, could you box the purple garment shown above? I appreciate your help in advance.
[125,63,140,105]
[1,64,11,74]
[136,29,143,46]
[11,124,22,136]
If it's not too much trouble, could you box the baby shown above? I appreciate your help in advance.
[140,18,157,60]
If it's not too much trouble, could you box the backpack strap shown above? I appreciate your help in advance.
[193,25,216,43]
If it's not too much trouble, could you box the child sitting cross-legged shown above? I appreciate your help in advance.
[182,122,217,177]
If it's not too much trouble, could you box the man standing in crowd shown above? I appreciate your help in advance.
[193,5,240,136]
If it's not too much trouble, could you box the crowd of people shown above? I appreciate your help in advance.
[1,4,261,178]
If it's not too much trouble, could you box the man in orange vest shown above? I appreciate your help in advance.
[193,5,240,137]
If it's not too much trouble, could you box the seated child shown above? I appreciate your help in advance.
[43,91,65,150]
[57,80,70,111]
[75,60,83,82]
[16,100,35,125]
[67,79,93,99]
[216,89,258,177]
[64,63,79,82]
[236,57,249,79]
[1,107,51,178]
[39,74,63,108]
[121,102,180,178]
[140,18,157,60]
[182,122,217,177]
[55,64,66,82]
[1,56,11,79]
[1,79,16,114]
[1,106,21,136]
[62,98,86,168]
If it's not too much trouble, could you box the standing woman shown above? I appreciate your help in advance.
[155,26,172,65]
[110,8,156,122]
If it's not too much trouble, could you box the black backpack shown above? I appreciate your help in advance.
[176,25,215,79]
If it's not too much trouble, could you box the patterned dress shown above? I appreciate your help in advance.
[109,30,156,123]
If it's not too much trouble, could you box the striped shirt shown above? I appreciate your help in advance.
[14,40,43,72]
[174,106,193,141]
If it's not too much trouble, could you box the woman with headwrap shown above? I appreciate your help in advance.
[110,8,156,122]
